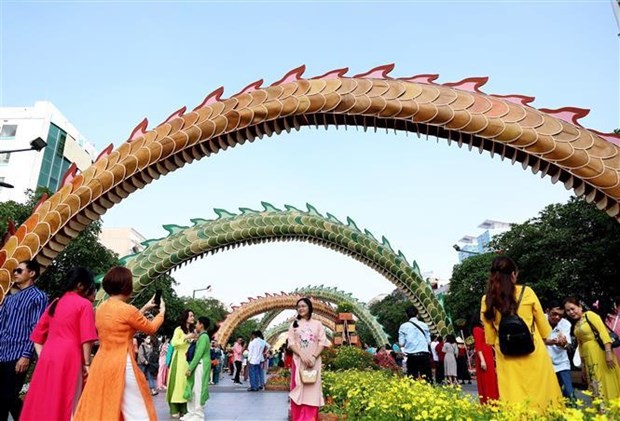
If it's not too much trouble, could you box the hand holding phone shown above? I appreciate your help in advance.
[154,289,162,307]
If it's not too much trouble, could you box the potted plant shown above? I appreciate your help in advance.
[336,302,355,321]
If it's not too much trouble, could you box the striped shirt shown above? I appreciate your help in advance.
[0,285,48,361]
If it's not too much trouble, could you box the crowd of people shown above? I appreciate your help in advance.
[395,255,620,412]
[0,262,223,421]
[3,255,620,419]
[0,260,328,421]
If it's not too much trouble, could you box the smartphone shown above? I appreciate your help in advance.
[154,289,162,307]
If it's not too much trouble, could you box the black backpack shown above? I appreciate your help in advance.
[498,286,535,356]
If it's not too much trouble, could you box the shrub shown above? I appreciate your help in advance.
[321,346,338,370]
[336,302,355,313]
[331,346,376,371]
[321,370,620,420]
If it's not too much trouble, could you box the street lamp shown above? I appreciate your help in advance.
[0,137,48,154]
[0,181,14,189]
[452,244,481,255]
[192,285,212,299]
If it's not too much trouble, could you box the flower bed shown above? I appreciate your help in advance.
[265,370,290,391]
[321,370,620,420]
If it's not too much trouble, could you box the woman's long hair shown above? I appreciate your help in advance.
[49,267,95,317]
[178,309,194,334]
[483,256,518,321]
[293,297,313,328]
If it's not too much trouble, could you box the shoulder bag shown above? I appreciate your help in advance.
[408,320,432,353]
[584,313,620,350]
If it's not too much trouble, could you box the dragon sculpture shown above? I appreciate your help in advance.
[264,314,336,345]
[92,204,447,336]
[258,285,390,345]
[2,64,619,304]
[215,293,337,346]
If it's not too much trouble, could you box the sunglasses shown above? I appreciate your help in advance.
[13,268,24,274]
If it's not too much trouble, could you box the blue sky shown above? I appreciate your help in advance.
[2,1,618,310]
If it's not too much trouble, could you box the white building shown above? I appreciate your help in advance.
[455,219,512,263]
[99,227,147,257]
[0,101,96,203]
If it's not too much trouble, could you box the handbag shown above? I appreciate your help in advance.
[572,347,581,369]
[300,369,318,384]
[584,313,620,350]
[211,359,219,367]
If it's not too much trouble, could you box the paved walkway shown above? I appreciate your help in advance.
[154,375,289,420]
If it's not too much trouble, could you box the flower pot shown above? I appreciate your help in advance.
[319,413,347,420]
[337,313,353,322]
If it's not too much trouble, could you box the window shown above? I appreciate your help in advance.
[0,124,17,138]
[0,153,9,164]
[37,124,73,192]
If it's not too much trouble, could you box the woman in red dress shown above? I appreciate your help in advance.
[21,267,98,421]
[472,312,499,404]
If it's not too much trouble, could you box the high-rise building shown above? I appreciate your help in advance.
[455,220,511,263]
[0,101,96,203]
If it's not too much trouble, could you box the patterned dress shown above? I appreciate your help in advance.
[288,318,329,421]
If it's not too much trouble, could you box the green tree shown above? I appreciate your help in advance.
[0,187,118,299]
[230,318,260,346]
[181,296,229,335]
[132,274,186,337]
[444,253,496,324]
[0,200,32,235]
[355,321,378,348]
[491,197,620,309]
[368,290,410,343]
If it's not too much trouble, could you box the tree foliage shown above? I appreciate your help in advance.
[231,318,260,346]
[355,320,378,348]
[132,274,186,337]
[446,197,620,324]
[368,290,410,343]
[491,197,620,309]
[444,253,496,323]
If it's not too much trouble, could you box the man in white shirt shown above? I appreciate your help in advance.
[545,301,574,399]
[398,306,432,380]
[247,331,263,391]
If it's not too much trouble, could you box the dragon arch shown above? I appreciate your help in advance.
[2,64,620,302]
[257,285,390,345]
[91,204,447,336]
[215,293,338,346]
[265,314,336,345]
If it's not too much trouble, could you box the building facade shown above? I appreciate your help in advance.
[99,227,147,257]
[455,220,511,263]
[0,101,96,203]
